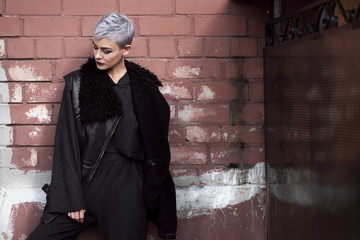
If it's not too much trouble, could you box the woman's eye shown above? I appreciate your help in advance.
[103,51,112,54]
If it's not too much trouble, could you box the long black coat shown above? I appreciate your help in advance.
[41,59,177,239]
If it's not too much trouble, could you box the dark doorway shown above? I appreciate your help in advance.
[264,1,360,239]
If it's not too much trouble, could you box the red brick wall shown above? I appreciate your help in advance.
[0,0,268,239]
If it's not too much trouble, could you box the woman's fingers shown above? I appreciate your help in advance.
[79,209,86,223]
[67,209,86,223]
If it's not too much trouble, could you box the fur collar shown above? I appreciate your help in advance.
[79,58,161,122]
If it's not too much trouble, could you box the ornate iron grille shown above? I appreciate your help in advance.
[266,0,360,46]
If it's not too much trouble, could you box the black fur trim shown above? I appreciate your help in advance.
[79,59,122,122]
[79,58,161,122]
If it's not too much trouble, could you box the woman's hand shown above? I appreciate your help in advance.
[67,209,86,223]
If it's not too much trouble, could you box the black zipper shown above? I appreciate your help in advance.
[83,115,122,190]
[45,213,60,224]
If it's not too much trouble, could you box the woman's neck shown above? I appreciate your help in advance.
[107,59,127,84]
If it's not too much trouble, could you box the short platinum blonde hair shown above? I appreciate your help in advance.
[94,12,135,48]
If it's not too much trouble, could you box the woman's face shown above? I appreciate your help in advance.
[92,38,130,71]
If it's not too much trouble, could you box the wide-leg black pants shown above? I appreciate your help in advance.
[28,152,147,240]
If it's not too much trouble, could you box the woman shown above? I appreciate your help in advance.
[28,12,177,240]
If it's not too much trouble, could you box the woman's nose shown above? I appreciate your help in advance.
[94,50,101,59]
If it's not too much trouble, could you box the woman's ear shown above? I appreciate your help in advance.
[123,45,132,56]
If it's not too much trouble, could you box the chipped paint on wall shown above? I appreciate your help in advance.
[0,40,5,58]
[175,162,265,218]
[8,64,44,81]
[0,127,13,146]
[0,187,47,239]
[21,148,38,167]
[160,83,191,99]
[173,66,200,78]
[25,105,52,124]
[0,84,10,103]
[197,85,215,100]
[0,163,265,238]
[10,84,22,103]
[178,105,205,122]
[29,127,41,138]
[0,104,11,124]
[0,147,13,168]
[0,62,7,81]
[176,185,262,218]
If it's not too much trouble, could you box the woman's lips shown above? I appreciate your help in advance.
[96,61,105,66]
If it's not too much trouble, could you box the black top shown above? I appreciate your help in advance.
[105,72,145,160]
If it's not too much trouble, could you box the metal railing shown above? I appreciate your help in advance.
[266,0,360,46]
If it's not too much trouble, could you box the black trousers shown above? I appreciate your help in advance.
[27,152,147,240]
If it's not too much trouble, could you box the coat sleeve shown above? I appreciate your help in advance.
[47,83,85,214]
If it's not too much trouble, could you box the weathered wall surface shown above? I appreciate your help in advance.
[0,0,268,239]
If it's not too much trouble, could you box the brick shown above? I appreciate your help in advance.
[231,38,258,57]
[242,146,265,165]
[64,38,92,58]
[0,1,2,14]
[177,38,203,57]
[52,104,60,123]
[258,38,265,57]
[226,59,264,79]
[171,169,197,186]
[63,0,117,15]
[233,103,264,124]
[170,145,207,164]
[169,105,175,120]
[128,38,147,58]
[185,125,221,143]
[25,82,64,103]
[0,39,6,58]
[195,16,246,36]
[210,145,240,165]
[24,17,81,36]
[168,59,221,79]
[129,59,166,79]
[36,38,63,58]
[178,104,229,123]
[13,126,56,145]
[225,60,244,79]
[168,124,184,143]
[11,202,44,240]
[249,80,264,102]
[81,17,99,36]
[11,147,53,170]
[2,61,53,81]
[222,125,263,144]
[160,81,192,100]
[7,38,34,59]
[10,104,53,124]
[176,0,229,14]
[171,168,197,178]
[248,17,267,37]
[194,82,247,101]
[0,126,13,145]
[0,83,22,103]
[204,38,230,57]
[55,59,87,80]
[120,0,174,14]
[149,38,175,58]
[6,0,61,15]
[139,16,192,36]
[230,1,268,16]
[0,17,21,36]
[0,104,10,124]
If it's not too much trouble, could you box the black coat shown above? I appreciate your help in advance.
[41,58,177,239]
